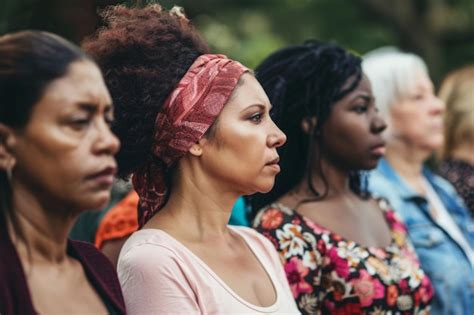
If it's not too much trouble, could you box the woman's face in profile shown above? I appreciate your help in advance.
[320,75,387,171]
[198,73,286,195]
[9,60,120,212]
[389,70,445,153]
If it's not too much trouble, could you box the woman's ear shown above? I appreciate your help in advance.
[301,116,318,135]
[0,124,16,172]
[188,142,203,157]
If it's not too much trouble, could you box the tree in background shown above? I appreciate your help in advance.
[1,0,473,83]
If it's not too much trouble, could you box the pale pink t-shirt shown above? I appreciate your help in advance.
[117,226,300,315]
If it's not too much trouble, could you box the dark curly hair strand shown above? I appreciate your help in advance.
[83,4,210,179]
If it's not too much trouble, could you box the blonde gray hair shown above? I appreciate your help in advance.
[362,47,428,121]
[438,65,474,158]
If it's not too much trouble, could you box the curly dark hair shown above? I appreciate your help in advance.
[250,40,366,213]
[82,4,210,179]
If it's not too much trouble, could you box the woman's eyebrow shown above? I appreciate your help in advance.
[240,103,273,113]
[352,94,373,102]
[76,102,113,113]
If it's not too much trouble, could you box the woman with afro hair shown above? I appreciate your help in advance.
[251,41,434,314]
[84,4,299,314]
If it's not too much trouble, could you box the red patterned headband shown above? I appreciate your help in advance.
[132,54,249,226]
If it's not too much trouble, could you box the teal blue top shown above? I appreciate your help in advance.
[229,197,250,226]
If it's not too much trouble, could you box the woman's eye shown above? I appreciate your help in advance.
[250,113,264,123]
[105,116,115,126]
[353,104,368,113]
[70,119,91,130]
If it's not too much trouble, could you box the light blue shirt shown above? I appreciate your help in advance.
[369,158,474,315]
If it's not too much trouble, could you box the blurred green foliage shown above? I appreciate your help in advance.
[1,0,473,84]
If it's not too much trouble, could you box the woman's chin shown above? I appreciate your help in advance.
[361,160,381,171]
[79,194,111,212]
[255,181,276,194]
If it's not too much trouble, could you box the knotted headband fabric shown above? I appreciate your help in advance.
[132,54,249,226]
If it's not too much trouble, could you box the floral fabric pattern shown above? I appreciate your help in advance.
[438,158,474,217]
[253,199,433,314]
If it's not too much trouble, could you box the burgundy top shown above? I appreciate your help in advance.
[0,215,126,315]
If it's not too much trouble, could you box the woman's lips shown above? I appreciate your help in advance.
[265,157,281,172]
[88,166,117,186]
[265,163,281,172]
[370,144,386,157]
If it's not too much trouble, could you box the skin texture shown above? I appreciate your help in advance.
[146,73,286,307]
[384,70,445,197]
[321,75,387,172]
[389,70,445,156]
[280,75,392,247]
[0,60,119,314]
[9,61,119,215]
[196,73,287,196]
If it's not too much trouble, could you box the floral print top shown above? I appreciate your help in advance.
[253,198,433,314]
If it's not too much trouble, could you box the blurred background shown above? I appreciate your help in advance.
[1,0,473,84]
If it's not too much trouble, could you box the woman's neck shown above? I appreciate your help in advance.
[294,157,352,201]
[385,140,428,180]
[384,140,432,195]
[149,166,239,241]
[10,184,75,264]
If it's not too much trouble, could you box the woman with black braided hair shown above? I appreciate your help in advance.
[251,41,434,314]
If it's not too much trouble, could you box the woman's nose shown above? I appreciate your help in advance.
[371,112,387,134]
[430,95,445,115]
[94,120,120,155]
[268,121,287,148]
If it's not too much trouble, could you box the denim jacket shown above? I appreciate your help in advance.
[369,158,474,315]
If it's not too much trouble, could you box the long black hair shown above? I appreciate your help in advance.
[0,30,88,234]
[250,40,367,214]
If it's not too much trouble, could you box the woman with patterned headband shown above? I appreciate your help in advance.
[84,4,299,314]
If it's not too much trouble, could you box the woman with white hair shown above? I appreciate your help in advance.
[363,48,474,315]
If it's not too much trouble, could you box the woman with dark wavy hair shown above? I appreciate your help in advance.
[251,41,433,314]
[84,4,299,314]
[0,31,124,314]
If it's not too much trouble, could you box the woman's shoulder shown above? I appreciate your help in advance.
[372,196,397,215]
[230,225,274,248]
[372,197,409,233]
[230,226,274,250]
[368,169,401,195]
[116,229,198,289]
[119,229,183,263]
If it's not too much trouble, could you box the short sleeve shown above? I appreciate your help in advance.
[118,243,199,315]
[253,207,323,314]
